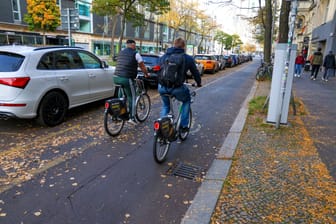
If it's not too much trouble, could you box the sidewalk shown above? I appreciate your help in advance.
[182,72,336,223]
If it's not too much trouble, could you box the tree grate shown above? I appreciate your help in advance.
[167,162,205,181]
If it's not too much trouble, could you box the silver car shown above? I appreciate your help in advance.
[0,45,115,126]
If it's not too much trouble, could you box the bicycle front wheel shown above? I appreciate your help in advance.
[135,93,151,122]
[179,108,192,141]
[104,111,125,136]
[153,134,170,163]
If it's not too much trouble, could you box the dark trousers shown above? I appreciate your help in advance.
[311,64,321,78]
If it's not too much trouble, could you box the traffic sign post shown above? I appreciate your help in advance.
[61,8,79,46]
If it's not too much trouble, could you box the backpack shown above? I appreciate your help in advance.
[159,53,185,88]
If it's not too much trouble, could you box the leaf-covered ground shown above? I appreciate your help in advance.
[211,81,336,223]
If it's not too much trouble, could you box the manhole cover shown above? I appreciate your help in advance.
[167,162,205,181]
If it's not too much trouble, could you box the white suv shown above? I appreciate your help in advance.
[0,45,115,126]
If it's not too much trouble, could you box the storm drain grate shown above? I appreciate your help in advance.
[167,162,205,181]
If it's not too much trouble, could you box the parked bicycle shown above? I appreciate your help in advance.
[256,62,273,81]
[104,78,151,136]
[152,83,196,163]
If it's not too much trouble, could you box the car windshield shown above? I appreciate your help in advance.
[0,52,24,72]
[142,56,159,65]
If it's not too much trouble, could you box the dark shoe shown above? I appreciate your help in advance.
[180,126,189,133]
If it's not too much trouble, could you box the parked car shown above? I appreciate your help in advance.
[137,53,161,88]
[214,55,226,70]
[186,61,204,79]
[194,54,219,74]
[0,45,115,126]
[223,55,234,68]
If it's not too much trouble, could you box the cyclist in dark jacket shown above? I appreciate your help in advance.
[158,37,201,132]
[114,39,149,124]
[322,51,336,81]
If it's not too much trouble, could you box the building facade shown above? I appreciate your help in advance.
[0,0,209,57]
[295,0,336,58]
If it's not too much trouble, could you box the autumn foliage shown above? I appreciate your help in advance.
[24,0,61,33]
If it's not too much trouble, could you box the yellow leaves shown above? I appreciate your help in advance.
[25,0,60,31]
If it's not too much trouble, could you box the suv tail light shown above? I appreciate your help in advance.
[152,65,161,72]
[0,77,30,88]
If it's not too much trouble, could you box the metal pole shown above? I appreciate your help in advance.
[276,0,298,128]
[67,8,71,46]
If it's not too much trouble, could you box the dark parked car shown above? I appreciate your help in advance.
[137,54,161,88]
[223,55,234,67]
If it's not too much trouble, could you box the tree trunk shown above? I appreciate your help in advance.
[264,0,272,63]
[278,0,291,43]
[109,15,118,59]
[118,14,126,53]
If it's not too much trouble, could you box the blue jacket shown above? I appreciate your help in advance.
[160,47,201,86]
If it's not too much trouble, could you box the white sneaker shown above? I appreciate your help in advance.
[322,77,325,81]
[127,119,137,125]
[325,79,328,82]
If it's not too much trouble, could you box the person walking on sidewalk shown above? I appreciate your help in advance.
[322,50,336,82]
[310,47,323,80]
[114,39,149,125]
[294,52,305,77]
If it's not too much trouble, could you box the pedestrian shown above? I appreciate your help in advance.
[322,51,336,82]
[114,39,149,125]
[294,52,305,77]
[310,47,323,80]
[158,37,202,132]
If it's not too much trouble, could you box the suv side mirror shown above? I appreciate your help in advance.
[102,61,109,68]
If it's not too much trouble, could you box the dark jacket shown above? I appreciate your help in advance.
[115,47,138,79]
[323,53,336,68]
[160,47,201,86]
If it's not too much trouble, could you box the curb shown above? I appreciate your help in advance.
[181,80,258,224]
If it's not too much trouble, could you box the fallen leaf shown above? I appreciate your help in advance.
[164,194,170,199]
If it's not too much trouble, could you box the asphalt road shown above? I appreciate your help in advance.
[0,60,258,223]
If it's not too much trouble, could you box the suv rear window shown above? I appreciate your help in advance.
[142,56,159,65]
[0,52,24,72]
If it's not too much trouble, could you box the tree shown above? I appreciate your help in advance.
[24,0,61,46]
[92,0,169,57]
[278,0,290,43]
[231,34,243,53]
[214,31,231,54]
[263,0,273,63]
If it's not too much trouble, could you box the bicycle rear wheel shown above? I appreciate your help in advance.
[135,93,151,122]
[179,109,192,141]
[104,111,125,136]
[153,134,170,163]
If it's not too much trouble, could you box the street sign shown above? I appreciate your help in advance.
[61,8,79,31]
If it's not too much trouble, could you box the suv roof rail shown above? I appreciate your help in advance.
[33,46,83,51]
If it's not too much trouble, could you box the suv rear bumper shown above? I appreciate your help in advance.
[0,112,17,120]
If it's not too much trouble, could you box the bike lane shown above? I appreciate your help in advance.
[0,62,258,223]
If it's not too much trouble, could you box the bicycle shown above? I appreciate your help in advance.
[152,83,196,163]
[104,78,151,136]
[256,62,273,81]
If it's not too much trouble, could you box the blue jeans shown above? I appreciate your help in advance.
[295,64,302,75]
[158,84,191,128]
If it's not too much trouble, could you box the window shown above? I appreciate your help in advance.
[0,52,24,72]
[12,0,21,21]
[144,25,150,40]
[77,51,101,69]
[37,52,55,70]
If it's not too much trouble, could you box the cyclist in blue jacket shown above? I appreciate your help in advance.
[158,37,202,132]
